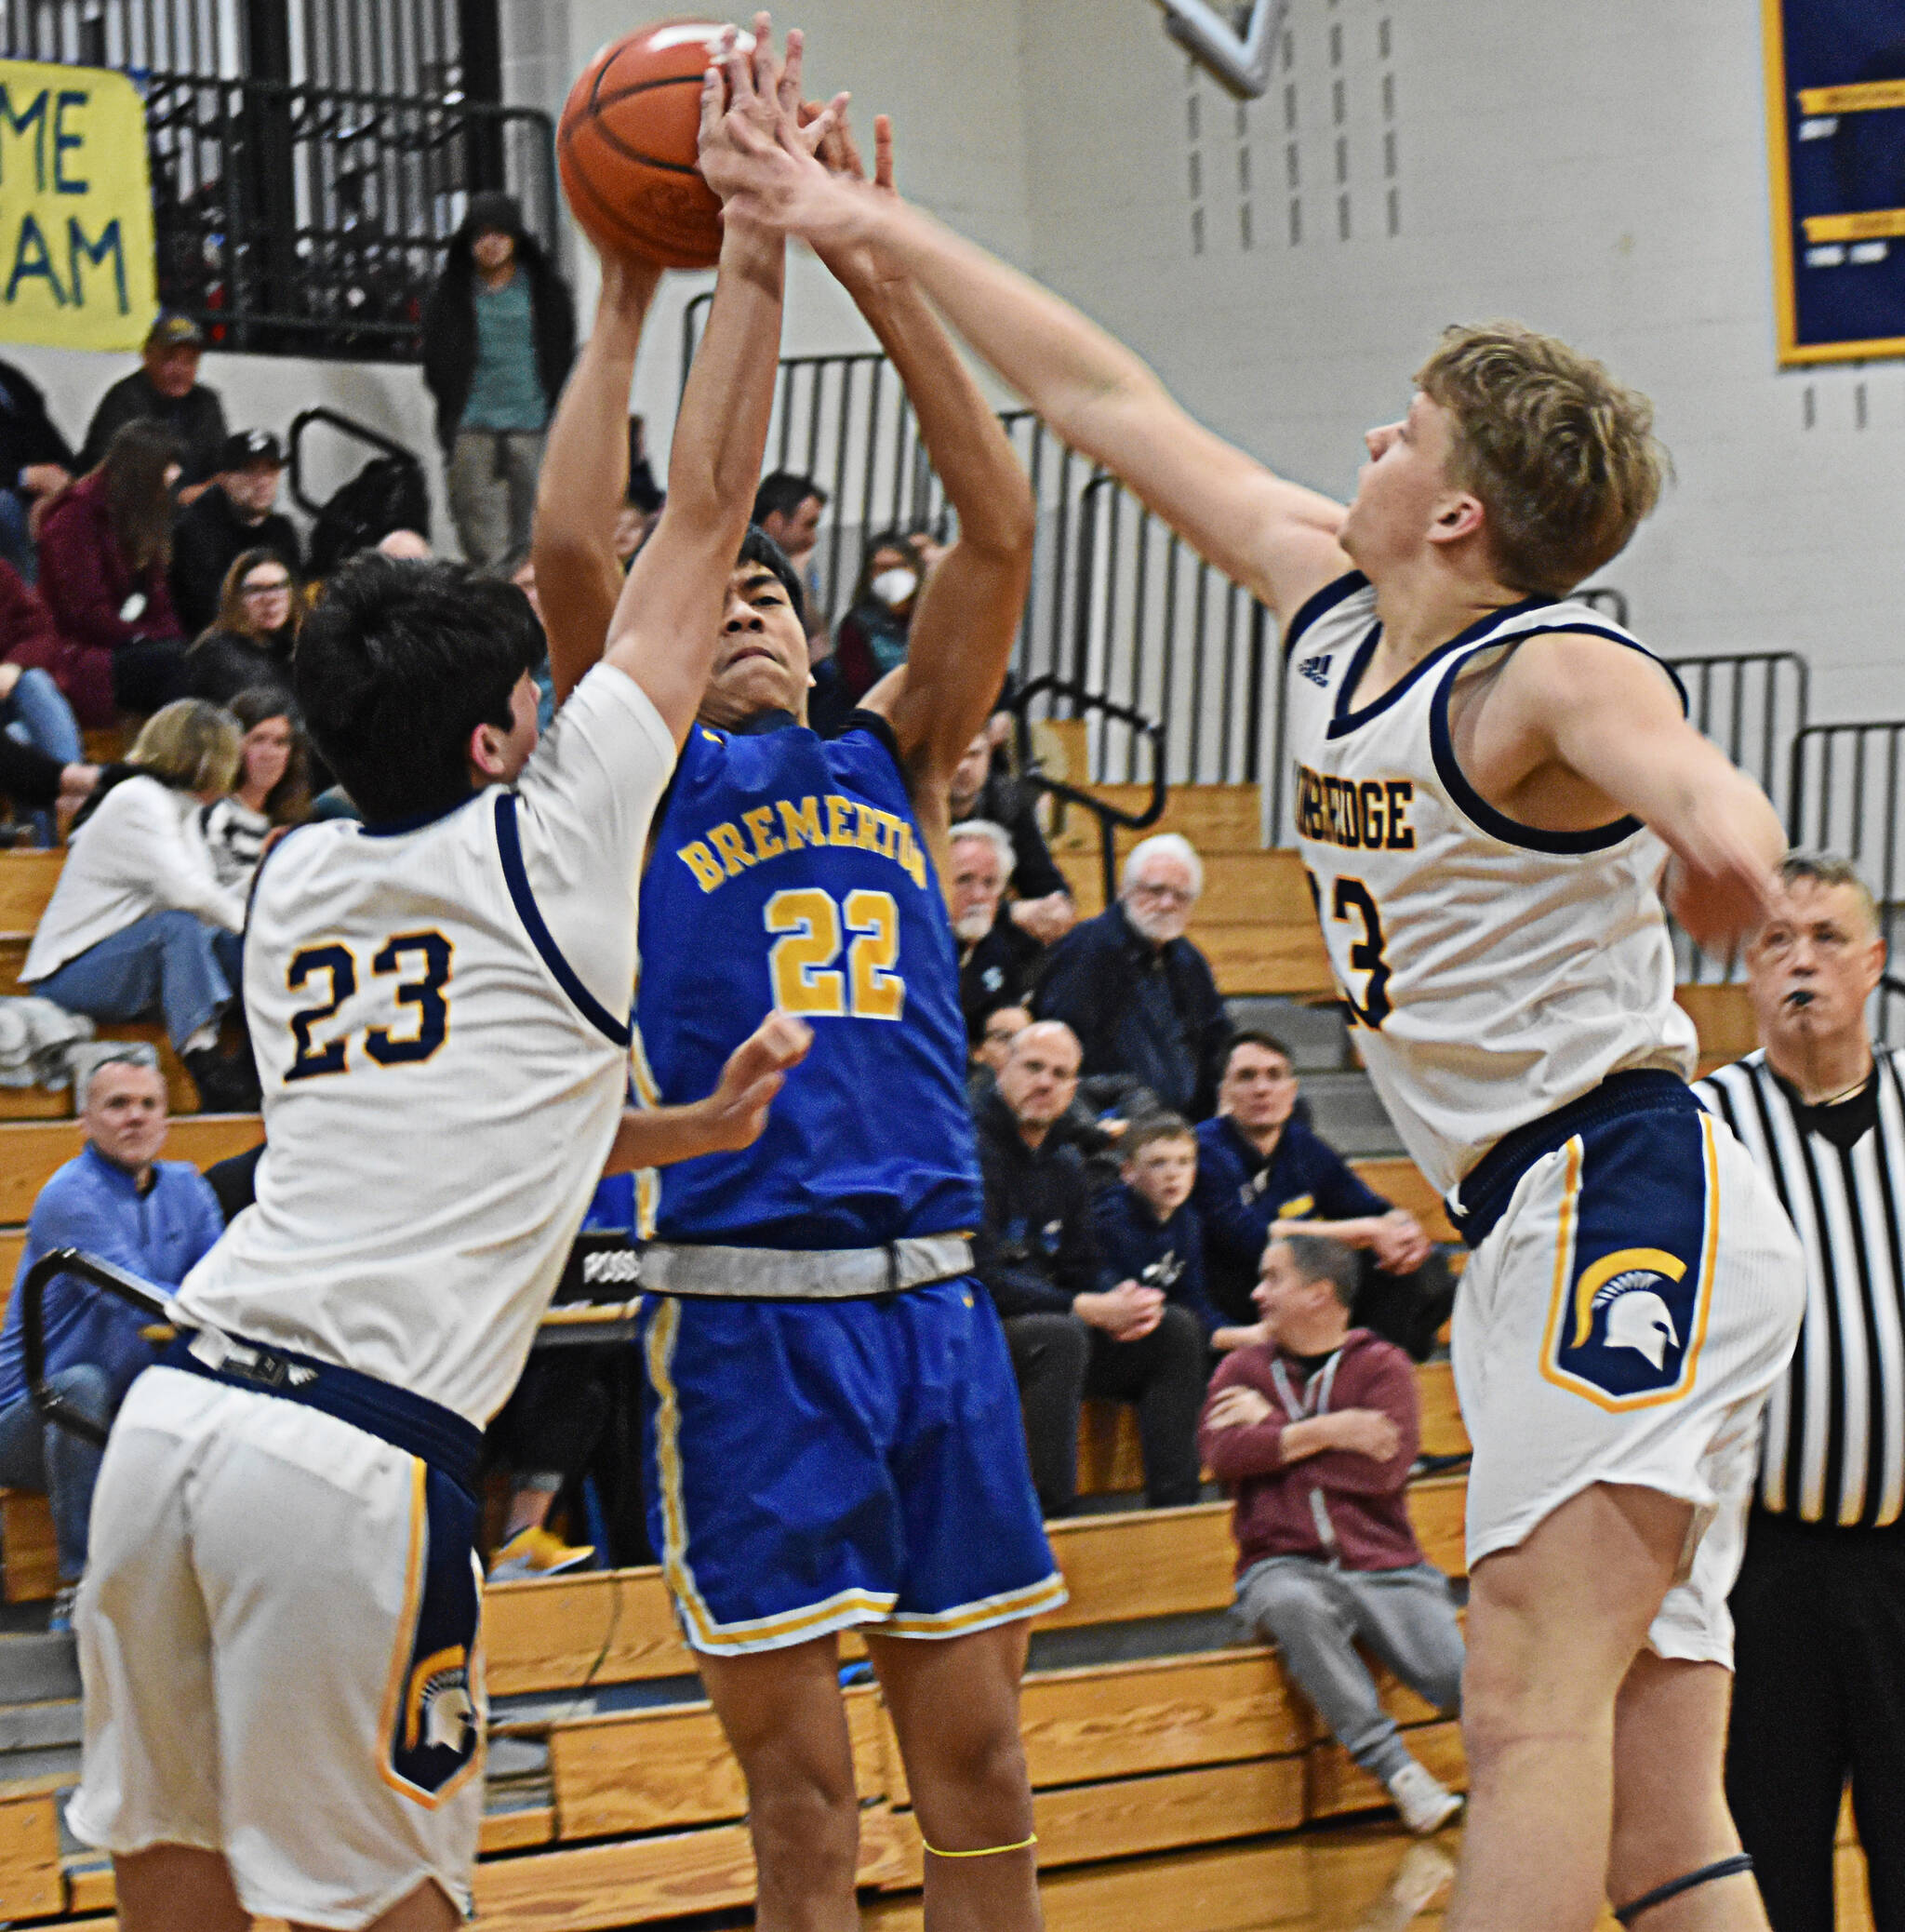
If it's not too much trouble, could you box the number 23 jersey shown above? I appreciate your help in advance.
[1284,573,1696,1199]
[173,664,678,1428]
[633,711,983,1249]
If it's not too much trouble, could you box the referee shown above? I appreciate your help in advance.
[1696,853,1904,1932]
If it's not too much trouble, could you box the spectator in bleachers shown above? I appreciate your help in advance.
[197,688,311,892]
[36,421,190,720]
[183,548,300,713]
[77,312,229,500]
[1090,1111,1223,1339]
[832,527,930,707]
[976,1019,1206,1515]
[1196,1033,1453,1361]
[0,356,76,582]
[21,700,258,1112]
[422,191,576,568]
[374,527,432,562]
[0,660,85,845]
[950,722,1076,945]
[972,1000,1033,1079]
[753,471,828,629]
[1201,1232,1465,1836]
[169,431,301,638]
[1035,831,1231,1122]
[0,1049,224,1626]
[951,819,1046,1046]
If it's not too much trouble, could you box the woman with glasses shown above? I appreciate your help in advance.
[183,548,300,713]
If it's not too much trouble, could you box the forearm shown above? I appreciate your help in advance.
[601,1101,735,1173]
[535,258,660,706]
[1199,1417,1291,1480]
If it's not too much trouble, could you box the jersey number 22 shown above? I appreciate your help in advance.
[764,887,905,1021]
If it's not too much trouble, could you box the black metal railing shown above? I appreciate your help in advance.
[1005,674,1167,908]
[141,73,554,359]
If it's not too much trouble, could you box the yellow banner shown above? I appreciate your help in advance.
[1797,78,1905,114]
[0,59,156,352]
[1803,207,1905,244]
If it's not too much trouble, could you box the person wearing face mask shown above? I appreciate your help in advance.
[183,548,302,713]
[170,431,302,638]
[1035,830,1232,1122]
[422,192,576,569]
[950,819,1046,1046]
[831,526,926,705]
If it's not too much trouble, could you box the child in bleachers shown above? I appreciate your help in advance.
[1091,1112,1222,1339]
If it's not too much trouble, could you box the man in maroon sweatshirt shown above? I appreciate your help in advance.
[1200,1232,1465,1835]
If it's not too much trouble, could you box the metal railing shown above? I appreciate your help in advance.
[1789,719,1905,1039]
[141,73,554,359]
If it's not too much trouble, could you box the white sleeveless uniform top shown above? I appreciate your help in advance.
[173,663,676,1428]
[1283,572,1696,1200]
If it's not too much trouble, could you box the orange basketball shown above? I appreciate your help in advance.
[557,20,747,269]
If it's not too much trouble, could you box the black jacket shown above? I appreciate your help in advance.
[958,913,1047,1044]
[972,1086,1110,1320]
[79,370,229,483]
[1034,902,1232,1122]
[420,217,575,452]
[0,359,74,488]
[170,486,301,638]
[182,627,298,712]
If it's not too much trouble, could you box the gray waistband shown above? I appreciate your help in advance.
[639,1233,974,1301]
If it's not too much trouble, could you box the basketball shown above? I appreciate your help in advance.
[557,19,749,269]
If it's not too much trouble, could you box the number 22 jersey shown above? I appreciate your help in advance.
[1283,572,1697,1199]
[632,711,983,1249]
[172,664,678,1428]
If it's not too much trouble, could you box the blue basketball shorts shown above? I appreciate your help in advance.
[638,1275,1066,1656]
[1454,1090,1803,1665]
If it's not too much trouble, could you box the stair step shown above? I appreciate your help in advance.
[0,1632,79,1706]
[0,1697,81,1752]
[1224,996,1351,1072]
[1298,1071,1405,1158]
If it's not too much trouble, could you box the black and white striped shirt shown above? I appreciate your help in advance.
[1697,1050,1905,1528]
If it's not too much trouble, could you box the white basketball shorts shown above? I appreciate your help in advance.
[1452,1087,1804,1665]
[67,1364,486,1929]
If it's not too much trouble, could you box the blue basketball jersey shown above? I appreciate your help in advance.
[633,713,984,1248]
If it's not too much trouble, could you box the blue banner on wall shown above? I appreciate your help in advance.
[1765,0,1905,364]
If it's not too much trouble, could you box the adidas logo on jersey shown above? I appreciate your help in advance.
[1298,653,1334,687]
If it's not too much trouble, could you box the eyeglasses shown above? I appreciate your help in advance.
[243,579,291,596]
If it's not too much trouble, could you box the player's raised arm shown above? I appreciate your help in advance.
[600,19,845,744]
[533,250,663,709]
[813,113,1034,846]
[723,128,1350,620]
[1483,633,1786,949]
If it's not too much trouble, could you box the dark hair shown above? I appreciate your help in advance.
[100,419,184,574]
[1222,1030,1295,1078]
[209,546,300,642]
[1279,1232,1360,1309]
[1123,1111,1197,1161]
[736,524,806,630]
[226,684,313,826]
[753,472,827,525]
[293,555,543,825]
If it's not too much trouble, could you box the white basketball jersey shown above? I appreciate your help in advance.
[174,664,676,1427]
[1284,574,1696,1199]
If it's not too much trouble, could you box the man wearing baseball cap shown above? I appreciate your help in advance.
[78,311,230,500]
[170,429,302,637]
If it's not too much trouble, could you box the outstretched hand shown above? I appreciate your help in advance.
[801,105,905,289]
[698,1011,815,1153]
[696,13,846,222]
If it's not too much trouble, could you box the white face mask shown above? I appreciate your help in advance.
[870,566,918,610]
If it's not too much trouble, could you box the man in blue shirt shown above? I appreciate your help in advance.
[0,1053,223,1623]
[1195,1033,1453,1360]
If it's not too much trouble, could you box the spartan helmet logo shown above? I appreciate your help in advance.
[1594,1274,1682,1369]
[424,1681,476,1755]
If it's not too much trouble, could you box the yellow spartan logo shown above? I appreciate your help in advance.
[404,1645,473,1752]
[1571,1247,1686,1350]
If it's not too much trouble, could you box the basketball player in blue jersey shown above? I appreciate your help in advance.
[714,141,1812,1932]
[536,108,1055,1932]
[68,31,831,1932]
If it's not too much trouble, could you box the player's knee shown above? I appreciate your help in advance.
[746,1762,861,1883]
[912,1707,1033,1840]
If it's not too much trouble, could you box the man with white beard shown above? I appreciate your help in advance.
[1035,832,1232,1121]
[949,819,1047,1046]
